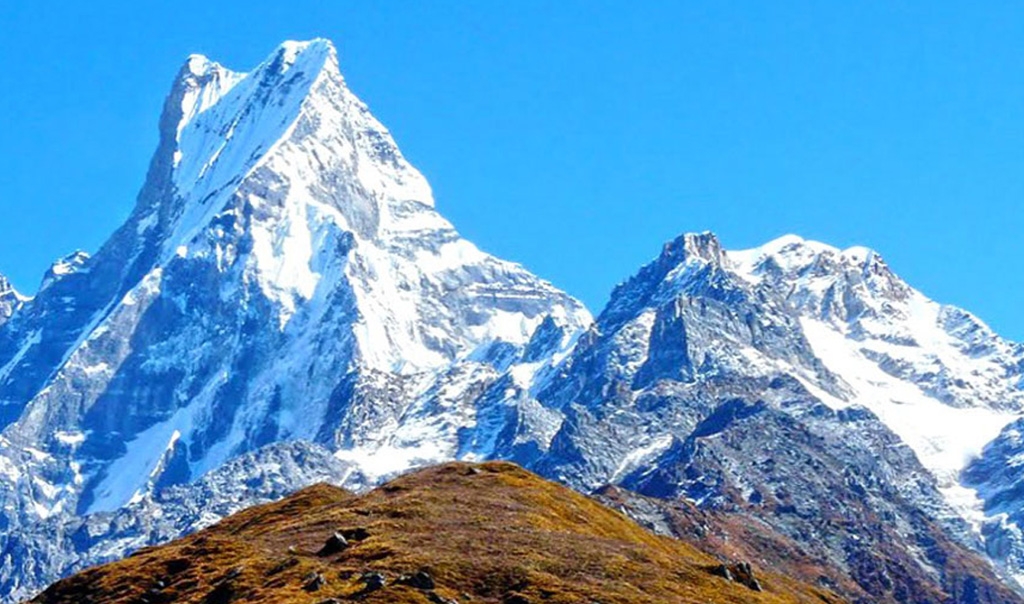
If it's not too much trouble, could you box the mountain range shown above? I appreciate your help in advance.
[1,39,1022,604]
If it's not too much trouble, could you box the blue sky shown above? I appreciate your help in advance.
[1,2,1022,339]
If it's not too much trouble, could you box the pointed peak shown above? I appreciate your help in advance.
[660,231,726,267]
[166,55,245,141]
[135,36,436,270]
[0,272,29,302]
[174,53,239,94]
[174,39,338,87]
[600,231,730,329]
[167,39,341,141]
[166,39,340,140]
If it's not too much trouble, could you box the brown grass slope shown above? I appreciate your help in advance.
[31,462,844,604]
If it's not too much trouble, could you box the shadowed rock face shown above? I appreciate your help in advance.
[2,38,1024,604]
[31,462,843,604]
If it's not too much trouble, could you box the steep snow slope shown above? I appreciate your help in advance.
[729,235,1024,527]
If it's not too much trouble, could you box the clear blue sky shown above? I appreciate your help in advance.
[1,2,1022,339]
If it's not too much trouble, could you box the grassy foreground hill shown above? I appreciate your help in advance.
[31,462,842,604]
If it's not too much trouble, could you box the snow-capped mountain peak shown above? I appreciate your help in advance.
[732,234,896,286]
[174,55,241,137]
[729,234,912,326]
[174,39,336,137]
[0,38,589,547]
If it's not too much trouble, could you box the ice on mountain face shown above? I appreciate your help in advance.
[87,416,186,512]
[962,420,1024,585]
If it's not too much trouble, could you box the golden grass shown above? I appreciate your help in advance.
[32,462,845,604]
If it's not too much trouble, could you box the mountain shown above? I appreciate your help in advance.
[521,232,1023,603]
[0,39,588,600]
[31,461,844,604]
[0,37,590,517]
[1,38,1023,604]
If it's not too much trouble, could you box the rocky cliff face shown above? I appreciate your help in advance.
[1,39,1022,604]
